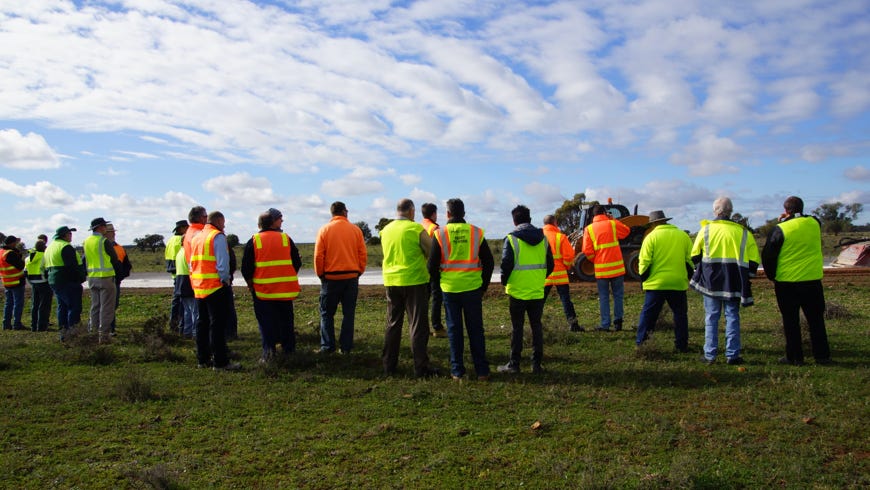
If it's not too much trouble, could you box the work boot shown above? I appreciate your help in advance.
[613,319,623,332]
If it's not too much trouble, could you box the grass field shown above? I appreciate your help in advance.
[1,273,868,488]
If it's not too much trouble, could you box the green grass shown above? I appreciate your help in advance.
[2,276,868,488]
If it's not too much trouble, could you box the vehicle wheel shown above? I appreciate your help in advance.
[626,250,642,281]
[573,255,596,282]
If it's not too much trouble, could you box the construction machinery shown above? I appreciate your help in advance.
[567,199,650,281]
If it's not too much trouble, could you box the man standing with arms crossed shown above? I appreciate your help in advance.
[542,214,583,332]
[582,205,630,331]
[428,198,494,381]
[380,199,439,378]
[497,205,553,374]
[314,201,367,354]
[761,196,832,366]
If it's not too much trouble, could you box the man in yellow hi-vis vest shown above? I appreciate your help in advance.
[497,205,553,374]
[380,199,440,378]
[762,196,831,366]
[428,198,494,381]
[83,217,119,342]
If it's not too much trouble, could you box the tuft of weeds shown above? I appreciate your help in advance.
[125,463,183,489]
[824,301,852,320]
[63,326,116,365]
[115,367,158,403]
[131,315,185,362]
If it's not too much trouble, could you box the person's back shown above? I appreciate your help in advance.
[381,218,429,287]
[315,216,366,280]
[640,224,692,291]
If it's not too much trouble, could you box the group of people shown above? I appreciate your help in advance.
[0,194,832,375]
[1,218,131,341]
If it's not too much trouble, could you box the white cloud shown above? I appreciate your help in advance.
[0,129,61,169]
[670,129,743,176]
[202,172,282,205]
[399,173,422,185]
[0,178,75,206]
[844,165,870,181]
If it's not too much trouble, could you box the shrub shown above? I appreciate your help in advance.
[115,367,157,403]
[63,326,116,365]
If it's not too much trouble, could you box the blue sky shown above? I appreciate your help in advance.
[1,0,868,246]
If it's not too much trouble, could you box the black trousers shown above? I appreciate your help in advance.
[508,296,545,366]
[195,285,232,367]
[774,280,830,363]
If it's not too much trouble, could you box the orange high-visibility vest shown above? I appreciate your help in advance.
[543,224,574,286]
[0,249,24,287]
[251,231,300,300]
[421,218,438,237]
[189,225,223,299]
[586,219,625,278]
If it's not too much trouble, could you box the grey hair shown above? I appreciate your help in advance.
[713,197,733,219]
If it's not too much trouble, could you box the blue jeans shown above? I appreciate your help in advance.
[636,290,688,350]
[443,289,489,378]
[544,284,577,325]
[596,276,624,328]
[3,285,25,329]
[180,297,197,337]
[703,296,741,360]
[52,282,83,337]
[319,278,358,352]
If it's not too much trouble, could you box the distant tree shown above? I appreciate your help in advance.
[754,217,781,239]
[375,217,393,236]
[812,202,864,235]
[731,213,752,231]
[226,233,240,248]
[553,193,586,234]
[354,221,374,244]
[133,234,165,252]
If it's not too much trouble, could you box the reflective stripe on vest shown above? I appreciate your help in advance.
[0,249,24,287]
[435,223,483,293]
[545,232,569,286]
[505,235,548,300]
[701,224,752,268]
[190,227,222,298]
[252,231,300,300]
[84,235,115,277]
[588,220,625,277]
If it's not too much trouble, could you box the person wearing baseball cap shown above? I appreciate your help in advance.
[44,225,86,339]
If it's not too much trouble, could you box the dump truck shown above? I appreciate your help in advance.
[567,199,650,281]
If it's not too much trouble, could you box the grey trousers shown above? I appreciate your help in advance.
[88,276,117,340]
